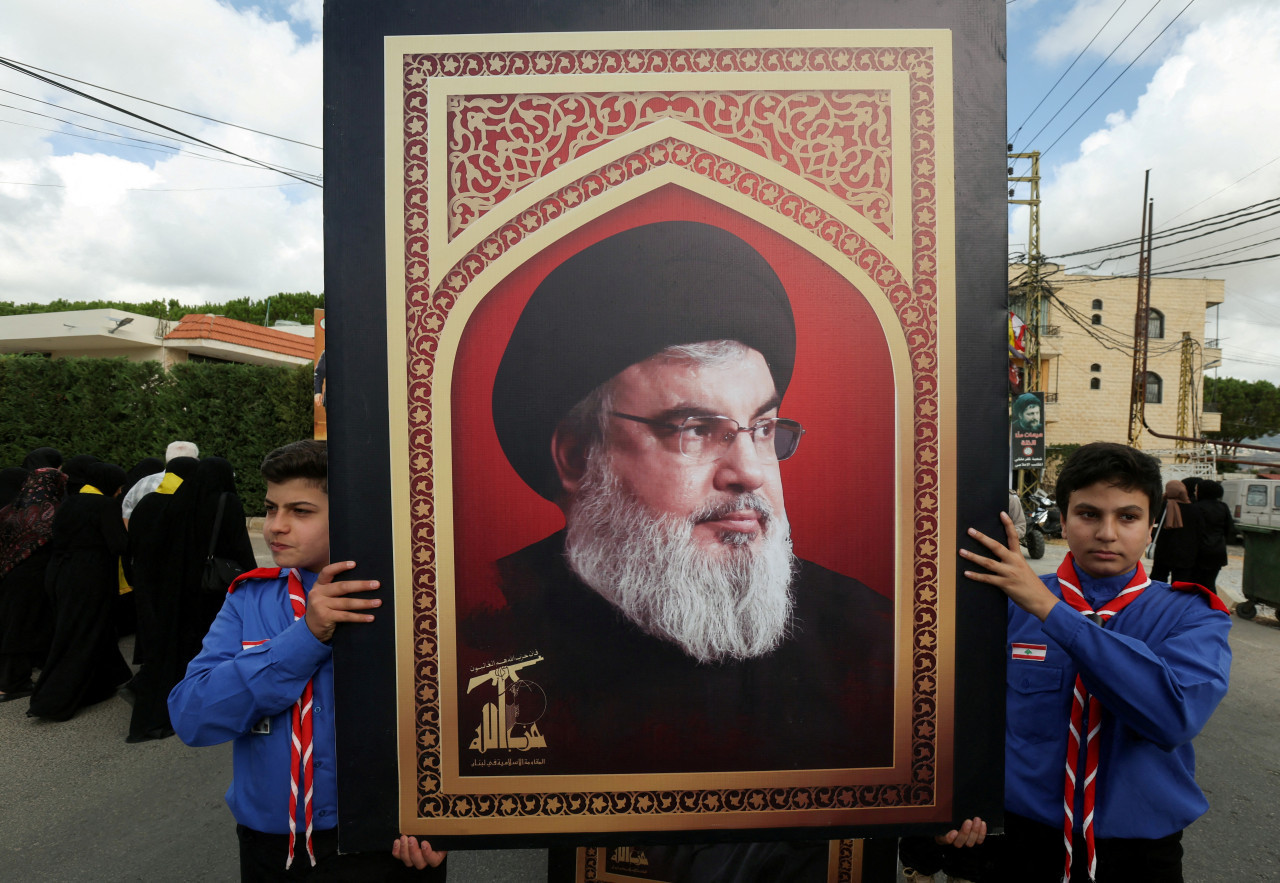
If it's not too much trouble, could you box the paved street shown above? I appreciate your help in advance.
[0,539,1273,881]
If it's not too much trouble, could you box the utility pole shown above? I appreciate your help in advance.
[1008,150,1043,395]
[1175,331,1194,463]
[1009,149,1044,497]
[1128,172,1153,448]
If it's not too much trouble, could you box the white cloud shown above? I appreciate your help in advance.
[288,0,323,36]
[0,0,323,307]
[1016,2,1280,382]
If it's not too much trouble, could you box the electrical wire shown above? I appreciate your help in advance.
[1016,0,1170,153]
[1162,155,1280,224]
[0,57,321,187]
[0,54,321,150]
[0,116,323,179]
[1049,196,1280,260]
[1008,0,1132,146]
[1042,0,1198,159]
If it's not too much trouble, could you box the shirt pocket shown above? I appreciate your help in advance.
[1006,662,1065,744]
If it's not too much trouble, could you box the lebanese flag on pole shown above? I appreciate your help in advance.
[1011,642,1047,661]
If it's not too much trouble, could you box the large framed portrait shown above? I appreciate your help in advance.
[325,0,1009,854]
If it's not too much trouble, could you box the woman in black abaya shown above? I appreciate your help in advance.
[127,457,255,742]
[168,456,257,649]
[0,464,66,700]
[27,462,131,721]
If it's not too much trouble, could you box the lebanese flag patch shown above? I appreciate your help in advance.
[1011,643,1047,661]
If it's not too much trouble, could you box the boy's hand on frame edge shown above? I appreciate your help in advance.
[961,511,1059,621]
[304,560,381,643]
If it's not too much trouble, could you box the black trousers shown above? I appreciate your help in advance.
[1000,812,1183,883]
[236,825,446,882]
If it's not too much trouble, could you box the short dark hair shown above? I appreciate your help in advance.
[260,440,327,493]
[1054,441,1162,521]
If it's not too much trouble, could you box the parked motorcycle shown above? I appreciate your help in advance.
[1020,487,1061,560]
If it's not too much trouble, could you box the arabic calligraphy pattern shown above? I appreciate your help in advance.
[444,90,894,240]
[400,42,943,822]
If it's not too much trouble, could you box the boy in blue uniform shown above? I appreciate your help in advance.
[959,442,1231,882]
[169,440,446,880]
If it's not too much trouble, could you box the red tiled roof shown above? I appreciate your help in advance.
[165,314,314,360]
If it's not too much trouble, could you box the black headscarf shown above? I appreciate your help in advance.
[62,454,101,494]
[22,447,62,471]
[168,457,241,560]
[0,467,30,509]
[83,462,128,498]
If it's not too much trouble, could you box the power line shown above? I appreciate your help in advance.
[0,54,321,150]
[1042,0,1198,159]
[0,57,321,188]
[1162,155,1280,224]
[0,179,312,192]
[1008,0,1132,146]
[0,85,213,152]
[1066,204,1280,270]
[0,116,323,179]
[1017,0,1169,153]
[1049,195,1280,260]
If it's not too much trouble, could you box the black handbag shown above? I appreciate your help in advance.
[202,492,248,593]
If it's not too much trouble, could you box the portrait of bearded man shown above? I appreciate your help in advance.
[455,220,896,777]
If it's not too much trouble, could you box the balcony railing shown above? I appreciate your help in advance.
[1043,392,1059,403]
[1204,338,1220,349]
[1203,402,1220,414]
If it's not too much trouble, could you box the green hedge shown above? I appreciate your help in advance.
[0,355,312,515]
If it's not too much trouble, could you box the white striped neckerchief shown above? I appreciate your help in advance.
[283,568,316,868]
[1054,554,1149,882]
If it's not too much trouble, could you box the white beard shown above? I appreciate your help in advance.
[564,454,797,664]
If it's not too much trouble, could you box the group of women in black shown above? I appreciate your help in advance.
[0,446,257,741]
[1149,476,1236,590]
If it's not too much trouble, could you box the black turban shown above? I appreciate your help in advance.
[492,220,796,501]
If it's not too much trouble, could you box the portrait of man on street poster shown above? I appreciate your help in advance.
[379,25,972,841]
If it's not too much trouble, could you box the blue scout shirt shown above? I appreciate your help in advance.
[168,568,338,835]
[1005,562,1231,839]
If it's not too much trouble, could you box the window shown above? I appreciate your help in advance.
[1148,308,1165,339]
[1090,363,1101,372]
[1144,372,1163,404]
[1091,298,1103,310]
[1091,314,1102,325]
[1090,378,1101,390]
[1247,485,1268,507]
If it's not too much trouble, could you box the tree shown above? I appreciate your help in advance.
[0,293,324,325]
[1203,376,1280,456]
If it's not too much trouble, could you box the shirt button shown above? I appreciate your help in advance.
[314,706,322,713]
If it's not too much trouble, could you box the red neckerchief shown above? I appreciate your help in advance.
[228,568,316,868]
[1055,554,1149,882]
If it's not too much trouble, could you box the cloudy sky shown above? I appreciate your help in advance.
[1,0,1276,382]
[0,0,322,306]
[1008,0,1280,383]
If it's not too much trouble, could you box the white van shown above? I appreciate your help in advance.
[1221,478,1280,534]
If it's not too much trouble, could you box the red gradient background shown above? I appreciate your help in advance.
[447,186,898,614]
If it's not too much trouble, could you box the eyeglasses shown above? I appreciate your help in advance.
[611,412,805,462]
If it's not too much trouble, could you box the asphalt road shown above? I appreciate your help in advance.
[1,539,1273,881]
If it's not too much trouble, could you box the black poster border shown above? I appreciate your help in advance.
[326,0,1009,854]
